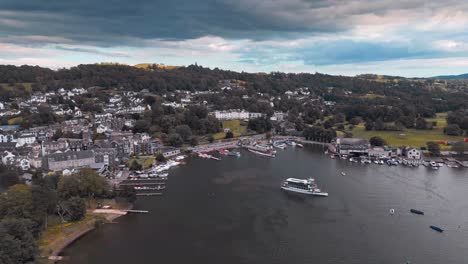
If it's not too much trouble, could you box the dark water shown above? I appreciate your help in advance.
[63,146,468,264]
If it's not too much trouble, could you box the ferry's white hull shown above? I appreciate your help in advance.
[281,186,328,196]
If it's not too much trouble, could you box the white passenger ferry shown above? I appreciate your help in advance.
[281,178,328,196]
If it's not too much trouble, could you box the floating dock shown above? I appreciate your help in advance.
[136,193,163,196]
[124,210,150,213]
[120,182,166,186]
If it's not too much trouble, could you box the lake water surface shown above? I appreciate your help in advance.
[63,146,468,264]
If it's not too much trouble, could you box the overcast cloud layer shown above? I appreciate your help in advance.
[1,0,468,76]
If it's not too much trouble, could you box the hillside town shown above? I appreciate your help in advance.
[0,73,467,183]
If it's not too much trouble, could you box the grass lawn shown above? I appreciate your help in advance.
[38,213,106,258]
[213,120,247,140]
[127,155,155,169]
[426,112,448,129]
[0,82,33,92]
[344,113,465,149]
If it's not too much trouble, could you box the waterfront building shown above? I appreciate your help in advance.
[335,138,370,156]
[406,148,422,160]
[159,147,181,158]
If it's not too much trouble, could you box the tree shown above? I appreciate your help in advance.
[117,186,136,203]
[415,117,428,130]
[248,117,272,133]
[452,141,468,156]
[168,133,184,147]
[155,153,166,162]
[427,142,440,156]
[0,165,21,188]
[189,136,198,146]
[444,124,462,136]
[52,128,63,141]
[63,197,86,221]
[349,117,362,126]
[364,120,374,131]
[225,131,234,139]
[0,218,37,263]
[207,135,215,143]
[370,136,386,146]
[0,184,34,221]
[129,159,142,171]
[31,185,57,229]
[133,119,150,133]
[175,125,192,142]
[57,169,109,200]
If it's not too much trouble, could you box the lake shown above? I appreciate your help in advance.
[62,146,468,264]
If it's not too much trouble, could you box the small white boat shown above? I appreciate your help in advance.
[389,208,395,215]
[175,155,185,161]
[341,172,346,176]
[274,143,287,149]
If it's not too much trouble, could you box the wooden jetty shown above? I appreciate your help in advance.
[124,209,150,213]
[119,182,166,186]
[454,160,468,168]
[136,193,163,196]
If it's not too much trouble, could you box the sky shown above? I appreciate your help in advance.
[1,0,468,77]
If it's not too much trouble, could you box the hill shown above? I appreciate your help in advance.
[432,73,468,80]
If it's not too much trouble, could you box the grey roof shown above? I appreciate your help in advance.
[339,138,369,145]
[47,150,94,162]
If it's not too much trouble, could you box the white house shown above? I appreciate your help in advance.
[0,134,14,142]
[2,151,15,165]
[96,124,111,134]
[406,148,421,160]
[212,110,264,120]
[16,133,36,147]
[19,159,30,171]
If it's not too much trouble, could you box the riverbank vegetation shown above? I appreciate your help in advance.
[0,169,133,263]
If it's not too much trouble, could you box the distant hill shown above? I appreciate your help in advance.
[432,73,468,80]
[134,63,180,70]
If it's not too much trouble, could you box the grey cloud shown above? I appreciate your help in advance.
[54,46,130,57]
[1,0,463,47]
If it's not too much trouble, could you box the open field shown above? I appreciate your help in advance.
[213,120,247,140]
[0,82,33,92]
[426,112,448,129]
[127,155,155,169]
[344,113,465,149]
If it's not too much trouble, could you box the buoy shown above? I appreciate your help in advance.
[390,208,395,215]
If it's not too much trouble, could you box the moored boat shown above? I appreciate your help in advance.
[410,209,424,215]
[430,225,444,233]
[273,142,287,149]
[228,151,241,157]
[247,144,276,157]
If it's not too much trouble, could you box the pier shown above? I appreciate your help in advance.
[136,193,163,196]
[119,182,166,186]
[124,210,150,213]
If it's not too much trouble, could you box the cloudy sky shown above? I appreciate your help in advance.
[1,0,468,76]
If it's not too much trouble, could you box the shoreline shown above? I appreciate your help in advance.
[42,203,133,263]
